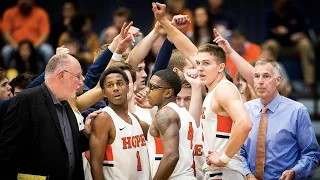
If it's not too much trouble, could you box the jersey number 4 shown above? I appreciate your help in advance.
[187,122,194,149]
[136,151,142,171]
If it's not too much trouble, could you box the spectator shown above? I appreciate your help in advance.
[207,0,237,37]
[191,6,214,47]
[226,29,261,81]
[260,40,292,98]
[101,26,119,45]
[10,40,40,75]
[9,72,36,96]
[265,0,315,90]
[99,7,131,44]
[1,0,54,67]
[50,1,78,48]
[58,13,99,64]
[236,71,257,103]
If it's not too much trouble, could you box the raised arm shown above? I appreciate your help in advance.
[126,23,163,70]
[151,15,191,75]
[213,29,255,87]
[208,83,252,166]
[107,22,136,69]
[184,69,203,127]
[153,107,180,180]
[90,112,113,180]
[152,3,198,65]
[76,83,104,112]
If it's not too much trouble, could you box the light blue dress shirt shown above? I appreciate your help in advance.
[240,94,320,179]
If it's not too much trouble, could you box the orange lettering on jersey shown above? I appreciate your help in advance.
[132,136,137,148]
[136,135,141,147]
[154,137,164,154]
[122,137,132,149]
[104,145,114,161]
[122,134,146,149]
[193,144,203,156]
[201,107,206,119]
[140,134,147,146]
[217,115,232,133]
[187,122,194,149]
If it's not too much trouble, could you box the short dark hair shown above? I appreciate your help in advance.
[99,67,129,89]
[0,68,7,81]
[231,29,247,39]
[153,69,181,96]
[168,50,187,71]
[198,44,226,64]
[110,62,136,82]
[113,7,131,20]
[9,72,36,93]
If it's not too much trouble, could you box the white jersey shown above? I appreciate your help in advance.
[192,126,205,180]
[148,103,196,179]
[72,111,92,180]
[135,105,153,125]
[201,80,245,177]
[98,106,150,180]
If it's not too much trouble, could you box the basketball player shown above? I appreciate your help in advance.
[89,68,150,180]
[152,2,252,179]
[147,69,196,180]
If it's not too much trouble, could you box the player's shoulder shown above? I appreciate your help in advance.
[215,80,239,99]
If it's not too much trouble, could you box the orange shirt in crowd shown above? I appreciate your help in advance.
[2,6,50,44]
[226,42,261,80]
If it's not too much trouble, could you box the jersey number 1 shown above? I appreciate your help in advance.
[136,151,142,171]
[187,122,194,149]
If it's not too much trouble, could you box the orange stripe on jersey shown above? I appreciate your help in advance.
[85,151,90,161]
[104,145,114,161]
[154,137,164,154]
[216,115,232,133]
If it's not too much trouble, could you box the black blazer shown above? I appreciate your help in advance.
[0,83,89,180]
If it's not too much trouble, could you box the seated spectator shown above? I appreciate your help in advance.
[236,70,257,103]
[265,0,315,90]
[1,0,54,67]
[50,1,78,48]
[58,13,99,64]
[9,72,36,96]
[260,40,292,98]
[207,0,237,38]
[102,26,119,44]
[191,6,214,47]
[99,7,131,44]
[0,68,13,100]
[62,38,89,73]
[10,40,40,75]
[226,29,261,81]
[164,0,194,36]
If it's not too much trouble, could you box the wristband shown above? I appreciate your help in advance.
[111,52,122,62]
[219,152,231,164]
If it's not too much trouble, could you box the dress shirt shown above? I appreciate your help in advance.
[240,93,320,179]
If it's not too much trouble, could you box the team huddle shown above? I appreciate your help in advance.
[0,2,319,180]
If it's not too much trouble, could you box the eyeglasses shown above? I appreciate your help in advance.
[148,82,171,90]
[63,70,82,81]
